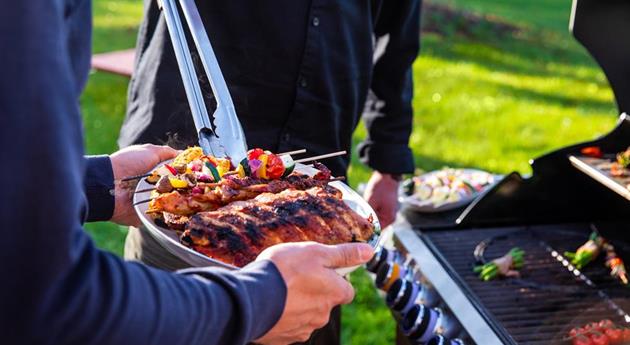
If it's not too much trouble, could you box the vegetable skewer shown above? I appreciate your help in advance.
[564,232,604,269]
[473,247,525,281]
[603,242,629,285]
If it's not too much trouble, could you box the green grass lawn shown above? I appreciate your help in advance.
[83,0,618,344]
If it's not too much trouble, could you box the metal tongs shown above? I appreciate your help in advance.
[158,0,248,166]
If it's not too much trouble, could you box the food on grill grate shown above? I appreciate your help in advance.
[180,186,375,267]
[603,241,629,285]
[473,247,524,281]
[566,319,630,345]
[581,146,604,158]
[565,232,605,269]
[564,231,628,284]
[609,147,630,177]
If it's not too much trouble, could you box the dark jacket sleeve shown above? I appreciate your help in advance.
[84,155,116,222]
[357,0,422,174]
[0,2,286,344]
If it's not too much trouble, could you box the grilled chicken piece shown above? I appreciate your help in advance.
[181,186,374,267]
[161,212,189,231]
[149,174,334,216]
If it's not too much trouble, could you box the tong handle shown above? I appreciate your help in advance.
[159,0,247,164]
[159,0,224,157]
[178,0,233,117]
[178,0,248,165]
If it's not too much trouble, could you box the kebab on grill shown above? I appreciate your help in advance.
[610,146,630,177]
[564,231,628,285]
[181,186,375,267]
[473,247,525,281]
[564,232,605,269]
[603,241,628,285]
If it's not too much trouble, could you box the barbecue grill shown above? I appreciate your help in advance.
[373,1,630,344]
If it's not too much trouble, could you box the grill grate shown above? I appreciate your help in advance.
[424,223,630,345]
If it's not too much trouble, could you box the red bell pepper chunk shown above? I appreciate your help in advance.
[164,164,177,175]
[248,148,265,161]
[581,146,603,158]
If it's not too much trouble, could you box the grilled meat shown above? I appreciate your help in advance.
[162,212,189,231]
[149,173,334,216]
[181,186,374,267]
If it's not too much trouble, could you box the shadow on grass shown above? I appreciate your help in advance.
[449,77,616,115]
[421,32,607,87]
[492,81,615,114]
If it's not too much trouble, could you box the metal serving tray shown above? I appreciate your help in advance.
[133,162,383,272]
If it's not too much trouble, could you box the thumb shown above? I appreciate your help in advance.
[321,243,374,268]
[149,144,179,161]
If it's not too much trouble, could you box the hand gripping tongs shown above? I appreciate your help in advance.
[158,0,248,166]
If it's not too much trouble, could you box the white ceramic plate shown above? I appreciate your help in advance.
[134,162,382,274]
[399,169,500,213]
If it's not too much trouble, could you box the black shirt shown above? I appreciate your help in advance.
[119,0,421,176]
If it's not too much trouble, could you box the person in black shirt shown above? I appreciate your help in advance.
[119,1,421,343]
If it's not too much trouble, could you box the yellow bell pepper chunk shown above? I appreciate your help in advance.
[216,159,231,177]
[173,147,204,166]
[236,164,246,178]
[258,154,268,179]
[168,177,188,189]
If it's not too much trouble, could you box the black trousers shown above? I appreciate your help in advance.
[124,227,341,345]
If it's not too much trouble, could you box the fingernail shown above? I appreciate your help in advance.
[358,244,375,261]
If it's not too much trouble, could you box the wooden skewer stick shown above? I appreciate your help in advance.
[133,198,154,206]
[118,173,152,182]
[294,150,347,164]
[278,149,307,156]
[134,187,157,194]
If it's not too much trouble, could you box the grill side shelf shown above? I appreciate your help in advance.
[569,155,630,201]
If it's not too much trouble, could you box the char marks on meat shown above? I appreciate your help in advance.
[181,186,374,267]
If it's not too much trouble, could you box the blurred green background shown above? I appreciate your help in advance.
[83,0,618,343]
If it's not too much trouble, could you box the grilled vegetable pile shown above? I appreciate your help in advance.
[146,147,297,190]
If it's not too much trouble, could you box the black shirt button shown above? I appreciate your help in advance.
[282,133,291,142]
[299,78,308,88]
[312,17,320,27]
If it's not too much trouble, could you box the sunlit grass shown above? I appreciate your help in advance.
[84,0,618,344]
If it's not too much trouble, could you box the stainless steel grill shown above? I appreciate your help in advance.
[425,224,630,344]
[371,1,630,344]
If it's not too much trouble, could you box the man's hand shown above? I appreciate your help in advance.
[109,144,178,226]
[363,171,400,228]
[255,242,374,345]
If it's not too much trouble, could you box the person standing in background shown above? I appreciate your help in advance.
[119,1,421,344]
